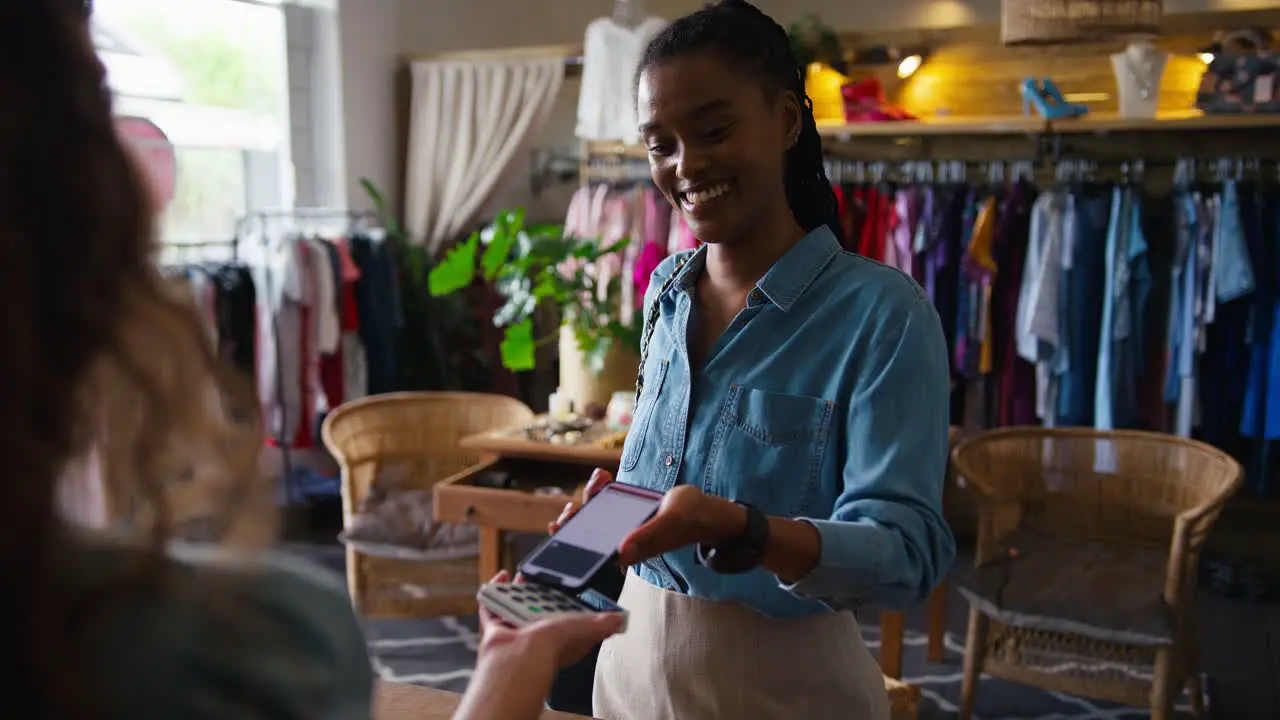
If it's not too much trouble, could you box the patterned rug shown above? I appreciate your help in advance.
[364,613,1202,719]
[284,541,1200,718]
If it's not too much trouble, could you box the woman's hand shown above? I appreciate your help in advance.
[546,471,748,567]
[478,571,624,669]
[617,485,747,566]
[547,468,615,535]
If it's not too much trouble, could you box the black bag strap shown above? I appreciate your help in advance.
[634,253,690,403]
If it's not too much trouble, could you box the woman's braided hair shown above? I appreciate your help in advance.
[631,0,842,402]
[635,0,842,241]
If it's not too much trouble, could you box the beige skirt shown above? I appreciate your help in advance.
[593,572,890,720]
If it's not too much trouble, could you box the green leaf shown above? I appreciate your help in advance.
[499,319,537,372]
[480,225,515,281]
[359,178,403,239]
[428,232,480,296]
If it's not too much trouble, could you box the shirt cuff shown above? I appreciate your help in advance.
[777,518,885,604]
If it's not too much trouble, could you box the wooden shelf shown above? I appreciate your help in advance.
[817,115,1046,138]
[579,112,1280,164]
[1046,109,1280,134]
[581,140,647,159]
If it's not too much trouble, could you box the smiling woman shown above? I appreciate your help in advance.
[548,2,958,719]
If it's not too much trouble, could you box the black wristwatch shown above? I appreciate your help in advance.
[695,502,770,574]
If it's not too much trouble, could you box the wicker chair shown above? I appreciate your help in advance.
[321,392,534,618]
[950,427,1242,720]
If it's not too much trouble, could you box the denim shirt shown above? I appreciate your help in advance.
[618,226,955,618]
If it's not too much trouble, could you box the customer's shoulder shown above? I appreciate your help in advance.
[82,540,373,719]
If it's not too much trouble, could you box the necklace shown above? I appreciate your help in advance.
[1122,47,1158,102]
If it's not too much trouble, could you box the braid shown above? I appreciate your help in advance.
[636,0,842,240]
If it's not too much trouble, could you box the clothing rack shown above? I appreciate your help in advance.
[160,238,242,264]
[236,207,381,506]
[581,156,651,184]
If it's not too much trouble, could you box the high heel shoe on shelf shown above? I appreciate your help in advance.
[1019,77,1089,120]
[1040,78,1089,118]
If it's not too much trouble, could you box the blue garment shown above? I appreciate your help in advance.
[1094,186,1127,430]
[1241,187,1280,451]
[1096,189,1151,430]
[1200,184,1257,450]
[1056,186,1111,427]
[350,235,402,395]
[1164,192,1204,441]
[1214,180,1256,304]
[1117,196,1152,429]
[619,227,955,617]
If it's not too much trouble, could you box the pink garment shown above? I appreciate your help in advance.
[886,189,919,276]
[560,187,595,279]
[595,191,632,308]
[563,186,594,239]
[667,210,699,253]
[333,237,363,282]
[634,241,667,306]
[644,189,671,248]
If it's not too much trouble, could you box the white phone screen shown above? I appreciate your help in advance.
[520,483,662,588]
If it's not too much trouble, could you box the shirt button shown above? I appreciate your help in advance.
[663,454,674,467]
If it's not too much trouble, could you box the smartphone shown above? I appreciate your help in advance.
[518,482,664,591]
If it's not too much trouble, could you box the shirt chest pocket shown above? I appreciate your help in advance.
[704,385,835,517]
[620,360,669,473]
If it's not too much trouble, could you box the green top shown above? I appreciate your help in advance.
[68,538,374,719]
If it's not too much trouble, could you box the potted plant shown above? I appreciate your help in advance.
[427,209,638,408]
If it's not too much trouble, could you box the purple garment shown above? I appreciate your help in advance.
[990,183,1038,426]
[911,188,935,287]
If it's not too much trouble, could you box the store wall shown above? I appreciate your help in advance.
[337,0,1269,222]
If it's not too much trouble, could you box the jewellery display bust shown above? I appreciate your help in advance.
[1111,37,1168,120]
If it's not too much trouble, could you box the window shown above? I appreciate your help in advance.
[93,0,292,256]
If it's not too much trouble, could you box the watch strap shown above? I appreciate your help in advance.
[695,502,769,575]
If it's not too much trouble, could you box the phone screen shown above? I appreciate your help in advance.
[519,483,663,589]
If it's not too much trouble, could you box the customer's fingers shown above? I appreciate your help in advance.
[532,612,626,668]
[487,570,510,585]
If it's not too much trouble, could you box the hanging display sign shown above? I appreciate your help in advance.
[114,115,178,215]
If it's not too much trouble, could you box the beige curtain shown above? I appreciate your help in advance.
[404,56,565,251]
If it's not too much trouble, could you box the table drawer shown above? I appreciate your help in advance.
[434,458,592,533]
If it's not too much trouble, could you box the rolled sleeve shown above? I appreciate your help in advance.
[781,296,956,610]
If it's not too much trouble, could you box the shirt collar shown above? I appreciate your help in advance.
[666,226,842,312]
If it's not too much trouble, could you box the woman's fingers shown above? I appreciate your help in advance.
[583,468,614,501]
[488,570,510,585]
[547,469,615,535]
[547,501,579,535]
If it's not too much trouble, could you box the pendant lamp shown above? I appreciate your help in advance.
[1001,0,1162,45]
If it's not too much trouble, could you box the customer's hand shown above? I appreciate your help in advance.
[616,485,748,566]
[478,571,624,669]
[546,468,614,535]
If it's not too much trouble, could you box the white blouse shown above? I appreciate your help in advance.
[575,15,667,144]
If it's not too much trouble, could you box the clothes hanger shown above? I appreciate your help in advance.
[612,0,647,28]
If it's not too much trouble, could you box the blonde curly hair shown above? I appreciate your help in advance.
[0,2,273,714]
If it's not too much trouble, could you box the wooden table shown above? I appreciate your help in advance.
[435,423,618,580]
[438,420,947,679]
[375,681,587,720]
